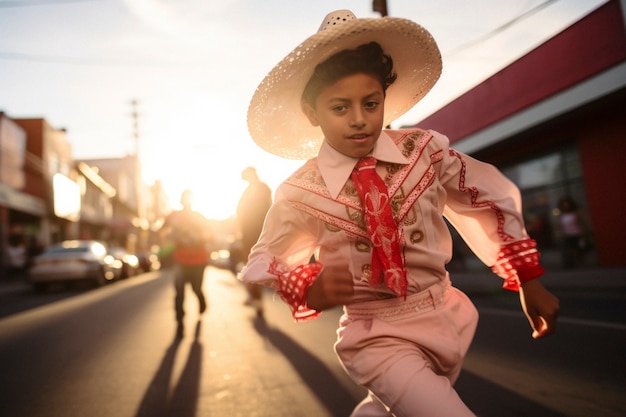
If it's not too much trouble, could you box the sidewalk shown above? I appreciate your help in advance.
[451,265,626,295]
[0,273,30,297]
[2,251,625,297]
[0,259,626,297]
[450,248,626,294]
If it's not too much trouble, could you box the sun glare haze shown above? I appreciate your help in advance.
[0,0,608,214]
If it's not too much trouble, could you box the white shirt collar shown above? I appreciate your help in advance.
[317,131,408,199]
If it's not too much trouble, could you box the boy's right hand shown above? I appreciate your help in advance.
[306,265,354,311]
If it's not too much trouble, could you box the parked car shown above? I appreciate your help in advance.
[28,240,121,291]
[108,247,140,279]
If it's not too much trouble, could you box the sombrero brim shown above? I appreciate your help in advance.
[247,15,442,160]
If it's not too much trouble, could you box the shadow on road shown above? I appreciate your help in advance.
[456,370,567,417]
[134,320,203,417]
[252,315,360,417]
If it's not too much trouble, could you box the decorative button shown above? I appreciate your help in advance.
[355,240,371,252]
[361,264,371,282]
[410,230,424,243]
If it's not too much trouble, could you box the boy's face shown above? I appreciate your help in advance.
[302,72,385,158]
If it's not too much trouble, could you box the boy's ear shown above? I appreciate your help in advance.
[301,102,320,127]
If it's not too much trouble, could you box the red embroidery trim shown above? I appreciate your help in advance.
[490,239,544,291]
[449,149,514,242]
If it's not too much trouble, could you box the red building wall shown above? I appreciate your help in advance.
[411,0,626,267]
[14,119,45,199]
[577,107,626,266]
[417,0,626,144]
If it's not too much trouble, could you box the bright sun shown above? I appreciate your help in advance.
[138,90,305,221]
[153,151,248,221]
[143,144,303,221]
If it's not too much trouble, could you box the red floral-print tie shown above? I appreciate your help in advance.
[351,157,407,298]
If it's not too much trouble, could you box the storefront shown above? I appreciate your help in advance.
[0,184,46,276]
[410,0,626,267]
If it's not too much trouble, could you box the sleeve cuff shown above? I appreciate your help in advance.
[490,239,545,292]
[269,259,324,322]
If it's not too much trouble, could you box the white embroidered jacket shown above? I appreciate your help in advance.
[241,129,542,309]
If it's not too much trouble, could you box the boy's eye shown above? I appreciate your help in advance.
[364,101,379,109]
[332,105,347,112]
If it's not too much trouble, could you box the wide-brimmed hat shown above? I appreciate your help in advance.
[247,9,442,160]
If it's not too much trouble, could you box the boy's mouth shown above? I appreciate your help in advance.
[348,133,370,140]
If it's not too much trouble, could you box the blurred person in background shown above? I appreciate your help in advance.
[556,195,588,269]
[7,233,27,277]
[235,166,272,316]
[160,189,212,337]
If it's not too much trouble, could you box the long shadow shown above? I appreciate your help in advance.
[456,370,568,417]
[168,322,202,416]
[253,315,568,417]
[252,316,360,417]
[134,320,203,417]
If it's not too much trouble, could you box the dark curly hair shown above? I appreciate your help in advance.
[301,42,397,107]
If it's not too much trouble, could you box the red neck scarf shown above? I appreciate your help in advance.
[351,157,407,298]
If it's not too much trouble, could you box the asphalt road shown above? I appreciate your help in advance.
[0,267,624,417]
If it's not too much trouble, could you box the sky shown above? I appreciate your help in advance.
[0,0,607,219]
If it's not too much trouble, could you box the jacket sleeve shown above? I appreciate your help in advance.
[239,185,323,320]
[434,131,544,290]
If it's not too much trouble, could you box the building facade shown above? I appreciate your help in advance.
[408,0,626,267]
[0,114,46,275]
[0,113,162,278]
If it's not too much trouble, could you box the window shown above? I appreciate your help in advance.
[500,146,590,249]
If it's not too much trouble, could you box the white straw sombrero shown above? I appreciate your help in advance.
[247,9,442,160]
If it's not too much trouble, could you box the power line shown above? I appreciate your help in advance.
[0,51,209,68]
[0,51,112,65]
[444,0,559,56]
[0,0,101,8]
[0,0,563,66]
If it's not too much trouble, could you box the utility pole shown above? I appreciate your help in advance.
[129,99,145,251]
[373,0,388,17]
[130,99,140,157]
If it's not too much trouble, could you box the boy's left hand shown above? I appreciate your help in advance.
[306,265,354,311]
[518,279,560,339]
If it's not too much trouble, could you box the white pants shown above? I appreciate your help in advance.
[335,280,479,417]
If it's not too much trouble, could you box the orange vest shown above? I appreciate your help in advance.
[166,210,210,265]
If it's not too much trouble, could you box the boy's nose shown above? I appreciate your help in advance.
[349,109,366,128]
